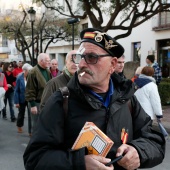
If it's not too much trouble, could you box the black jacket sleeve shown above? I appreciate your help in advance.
[129,96,166,168]
[23,92,86,170]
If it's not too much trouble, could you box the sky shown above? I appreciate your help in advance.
[0,0,34,12]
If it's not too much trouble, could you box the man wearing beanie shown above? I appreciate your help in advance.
[24,28,165,170]
[146,55,162,85]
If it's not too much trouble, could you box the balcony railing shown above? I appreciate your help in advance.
[152,23,170,31]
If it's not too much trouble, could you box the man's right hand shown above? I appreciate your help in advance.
[31,106,38,114]
[85,154,114,170]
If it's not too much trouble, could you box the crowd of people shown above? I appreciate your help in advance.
[0,53,74,135]
[0,28,166,170]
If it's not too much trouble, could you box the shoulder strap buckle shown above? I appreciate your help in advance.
[59,86,70,119]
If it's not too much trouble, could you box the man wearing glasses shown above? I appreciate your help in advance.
[24,28,165,170]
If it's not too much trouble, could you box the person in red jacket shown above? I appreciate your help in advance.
[2,62,16,121]
[12,61,23,86]
[0,72,8,91]
[12,61,23,77]
[0,72,8,114]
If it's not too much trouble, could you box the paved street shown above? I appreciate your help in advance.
[0,107,170,170]
[0,110,30,170]
[0,122,28,169]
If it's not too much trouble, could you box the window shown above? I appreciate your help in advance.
[152,5,170,31]
[159,11,170,26]
[0,35,8,47]
[161,0,170,4]
[82,23,88,30]
[133,42,141,62]
[50,53,56,59]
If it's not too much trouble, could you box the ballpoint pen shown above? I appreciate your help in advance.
[105,155,124,166]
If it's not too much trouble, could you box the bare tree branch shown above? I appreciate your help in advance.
[35,0,170,40]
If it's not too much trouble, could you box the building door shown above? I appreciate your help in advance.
[157,39,170,78]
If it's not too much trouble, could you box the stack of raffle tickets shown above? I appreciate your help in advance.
[72,122,114,157]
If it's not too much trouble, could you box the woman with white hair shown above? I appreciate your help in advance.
[14,63,33,136]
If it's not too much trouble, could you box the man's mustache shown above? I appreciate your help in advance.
[77,68,93,76]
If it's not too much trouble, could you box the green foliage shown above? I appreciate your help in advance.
[161,78,170,83]
[158,79,170,105]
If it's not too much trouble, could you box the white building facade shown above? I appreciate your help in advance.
[45,1,170,76]
[0,0,170,77]
[117,15,170,67]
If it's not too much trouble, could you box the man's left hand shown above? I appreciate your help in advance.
[116,144,140,170]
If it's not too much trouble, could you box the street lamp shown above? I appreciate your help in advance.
[67,18,79,50]
[28,7,36,66]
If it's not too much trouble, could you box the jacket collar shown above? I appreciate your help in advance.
[67,72,135,109]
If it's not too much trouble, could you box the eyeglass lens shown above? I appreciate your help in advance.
[72,54,111,64]
[72,54,101,64]
[85,54,98,64]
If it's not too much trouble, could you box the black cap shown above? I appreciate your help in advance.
[80,28,124,58]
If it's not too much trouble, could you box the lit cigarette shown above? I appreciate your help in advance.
[80,72,85,77]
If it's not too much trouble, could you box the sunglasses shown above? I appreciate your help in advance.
[72,53,111,64]
[8,66,12,68]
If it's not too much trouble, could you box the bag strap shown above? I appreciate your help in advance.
[127,99,133,115]
[59,86,133,119]
[59,86,70,119]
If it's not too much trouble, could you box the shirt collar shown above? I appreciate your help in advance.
[88,79,114,107]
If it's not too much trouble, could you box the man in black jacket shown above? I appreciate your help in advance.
[114,54,126,79]
[24,28,165,170]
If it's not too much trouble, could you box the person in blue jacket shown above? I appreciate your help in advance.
[14,63,32,136]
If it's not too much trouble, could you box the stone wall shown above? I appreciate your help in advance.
[124,61,140,79]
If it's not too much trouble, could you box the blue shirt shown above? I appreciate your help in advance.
[88,79,114,107]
